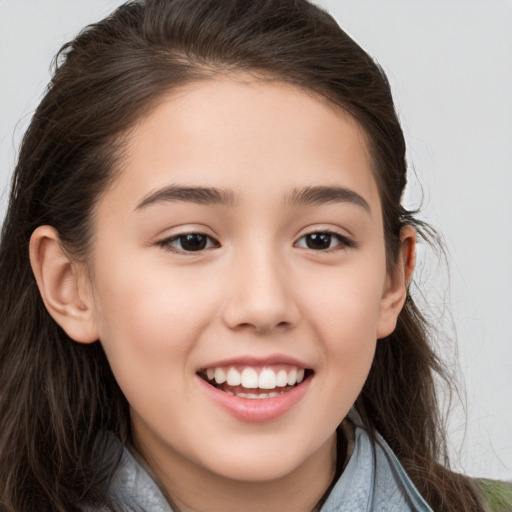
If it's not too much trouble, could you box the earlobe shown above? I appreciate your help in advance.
[29,226,99,344]
[377,225,416,339]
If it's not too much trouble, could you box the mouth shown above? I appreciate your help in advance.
[197,364,314,399]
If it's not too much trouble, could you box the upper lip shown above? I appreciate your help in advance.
[198,354,311,370]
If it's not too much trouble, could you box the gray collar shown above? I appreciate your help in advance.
[320,411,433,511]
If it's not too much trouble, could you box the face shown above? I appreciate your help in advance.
[82,77,405,492]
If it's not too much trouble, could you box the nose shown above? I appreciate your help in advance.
[222,247,300,334]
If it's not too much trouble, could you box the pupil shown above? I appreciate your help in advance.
[306,233,331,250]
[181,234,207,251]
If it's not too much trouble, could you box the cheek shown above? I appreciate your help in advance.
[314,289,379,385]
[302,256,387,342]
[89,265,224,435]
[310,295,378,427]
[299,254,386,402]
[90,259,220,383]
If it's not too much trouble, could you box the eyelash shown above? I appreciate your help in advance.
[157,230,354,254]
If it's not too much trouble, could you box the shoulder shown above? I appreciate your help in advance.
[476,479,512,512]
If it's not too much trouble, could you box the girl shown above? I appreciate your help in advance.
[0,0,505,510]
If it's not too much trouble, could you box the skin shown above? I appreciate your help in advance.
[30,76,415,512]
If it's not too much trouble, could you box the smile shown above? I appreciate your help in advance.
[198,365,312,399]
[197,364,314,421]
[196,357,314,422]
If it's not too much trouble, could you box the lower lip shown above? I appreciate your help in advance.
[197,375,311,423]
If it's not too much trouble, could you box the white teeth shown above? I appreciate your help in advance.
[287,368,297,386]
[276,370,288,387]
[241,367,259,388]
[238,392,266,399]
[236,390,284,399]
[226,368,241,386]
[205,365,308,390]
[214,368,226,384]
[258,368,277,389]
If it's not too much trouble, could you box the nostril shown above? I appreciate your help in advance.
[230,321,288,334]
[254,320,292,334]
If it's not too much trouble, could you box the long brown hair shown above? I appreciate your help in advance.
[0,1,484,510]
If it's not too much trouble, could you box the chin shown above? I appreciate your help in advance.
[208,454,304,483]
[195,430,331,484]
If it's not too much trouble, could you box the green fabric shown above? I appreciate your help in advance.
[478,479,512,512]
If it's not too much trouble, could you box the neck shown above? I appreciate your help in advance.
[133,432,339,512]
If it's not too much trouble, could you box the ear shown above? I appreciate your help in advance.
[377,225,416,339]
[29,225,99,344]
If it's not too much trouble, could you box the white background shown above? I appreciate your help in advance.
[0,0,510,480]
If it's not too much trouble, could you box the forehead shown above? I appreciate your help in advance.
[101,76,380,215]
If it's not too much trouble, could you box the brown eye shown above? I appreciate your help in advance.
[179,233,208,251]
[295,232,352,251]
[305,233,332,250]
[160,233,218,253]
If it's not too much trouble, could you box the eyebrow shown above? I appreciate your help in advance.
[135,183,370,214]
[287,186,371,214]
[136,185,236,210]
